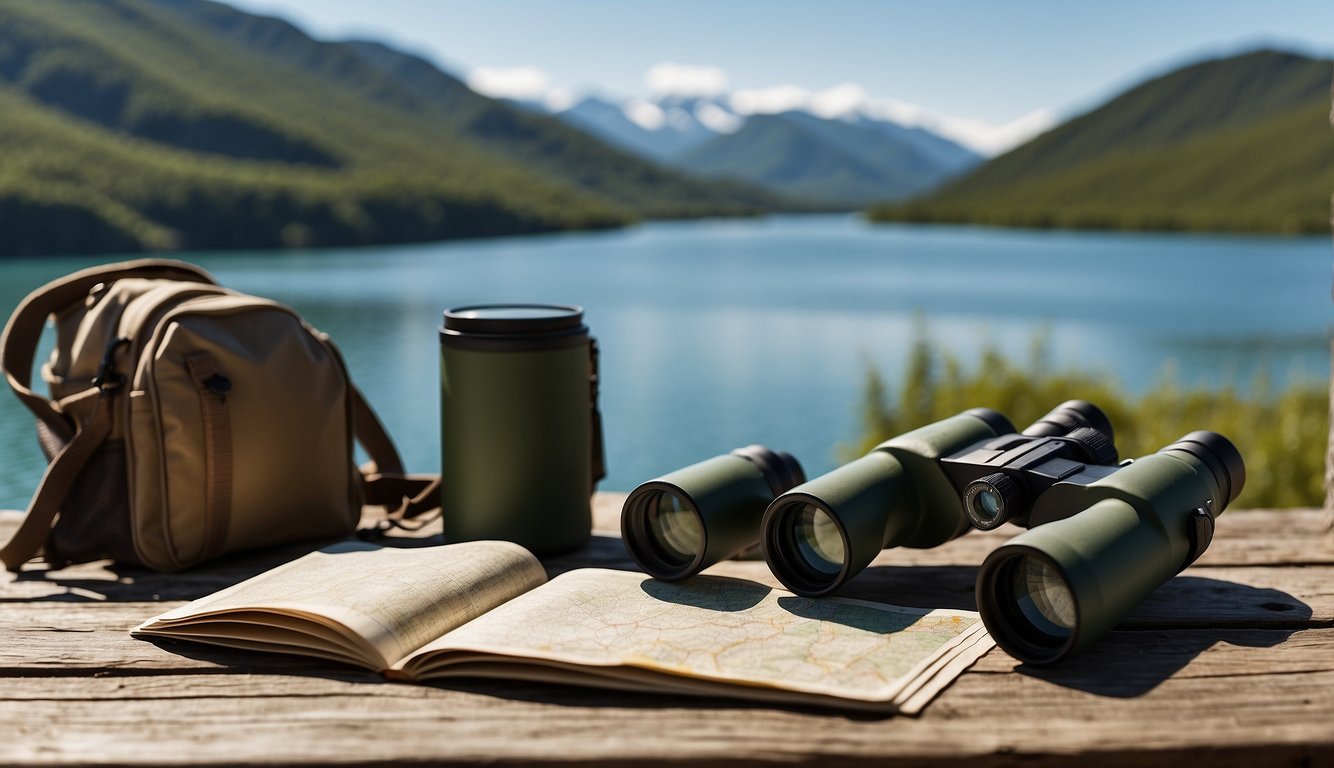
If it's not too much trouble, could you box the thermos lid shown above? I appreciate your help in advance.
[441,304,589,351]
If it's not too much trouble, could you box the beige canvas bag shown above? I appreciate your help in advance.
[0,259,435,572]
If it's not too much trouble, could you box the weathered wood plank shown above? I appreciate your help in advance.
[2,562,1329,676]
[2,499,1329,605]
[1,502,1331,766]
[0,629,1330,766]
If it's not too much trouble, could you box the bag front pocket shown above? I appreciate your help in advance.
[131,298,358,569]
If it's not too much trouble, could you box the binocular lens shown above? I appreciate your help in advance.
[645,491,705,566]
[980,549,1078,663]
[764,498,852,592]
[1013,555,1076,638]
[794,504,846,576]
[972,488,1002,521]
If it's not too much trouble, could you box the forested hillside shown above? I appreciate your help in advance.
[870,50,1334,234]
[0,0,779,256]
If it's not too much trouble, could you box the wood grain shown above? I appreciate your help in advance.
[0,496,1331,766]
[0,630,1330,766]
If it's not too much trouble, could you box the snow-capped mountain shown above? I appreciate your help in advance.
[553,95,742,163]
[543,94,982,205]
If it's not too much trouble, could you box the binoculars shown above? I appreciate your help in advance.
[622,400,1244,665]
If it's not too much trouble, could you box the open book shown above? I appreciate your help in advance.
[133,541,993,714]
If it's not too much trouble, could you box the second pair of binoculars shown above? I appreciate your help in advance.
[622,400,1244,665]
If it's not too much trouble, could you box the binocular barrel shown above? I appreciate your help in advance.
[761,408,1015,597]
[976,431,1245,665]
[622,445,804,580]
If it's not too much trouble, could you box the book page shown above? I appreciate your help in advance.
[399,569,989,705]
[136,540,545,668]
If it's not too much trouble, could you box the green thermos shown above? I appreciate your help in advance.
[439,304,605,555]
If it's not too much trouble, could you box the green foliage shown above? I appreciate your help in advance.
[0,0,781,257]
[850,328,1327,509]
[868,50,1334,235]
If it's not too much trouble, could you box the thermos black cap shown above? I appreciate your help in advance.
[441,304,589,351]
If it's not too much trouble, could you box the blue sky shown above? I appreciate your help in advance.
[228,0,1334,153]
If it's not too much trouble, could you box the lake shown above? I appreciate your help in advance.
[0,215,1328,510]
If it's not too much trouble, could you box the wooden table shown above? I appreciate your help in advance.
[2,494,1331,766]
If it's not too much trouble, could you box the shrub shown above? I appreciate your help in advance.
[850,325,1327,508]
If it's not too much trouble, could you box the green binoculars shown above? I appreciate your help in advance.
[623,400,1244,665]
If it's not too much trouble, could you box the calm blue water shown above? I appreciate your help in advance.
[0,215,1328,510]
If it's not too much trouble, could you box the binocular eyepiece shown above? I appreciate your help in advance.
[622,445,805,580]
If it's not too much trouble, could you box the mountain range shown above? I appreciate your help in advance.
[869,49,1334,234]
[543,94,983,206]
[0,0,782,257]
[0,0,1325,258]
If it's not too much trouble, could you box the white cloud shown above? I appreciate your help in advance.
[859,98,1057,155]
[645,63,728,98]
[809,83,868,120]
[920,107,1059,156]
[543,86,576,112]
[694,101,744,133]
[466,65,551,101]
[623,100,666,131]
[729,84,809,115]
[730,82,1056,155]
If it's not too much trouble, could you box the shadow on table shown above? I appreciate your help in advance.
[9,543,331,603]
[836,564,979,611]
[640,575,771,610]
[1006,575,1313,698]
[6,531,638,604]
[432,677,893,720]
[804,564,1314,699]
[6,533,445,603]
[136,632,386,681]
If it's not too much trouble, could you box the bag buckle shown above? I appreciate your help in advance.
[92,338,131,393]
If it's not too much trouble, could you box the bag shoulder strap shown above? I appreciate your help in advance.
[351,386,404,476]
[352,385,440,526]
[2,259,217,440]
[0,388,113,571]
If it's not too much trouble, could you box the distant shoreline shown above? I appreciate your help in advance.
[865,205,1331,237]
[6,207,1328,262]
